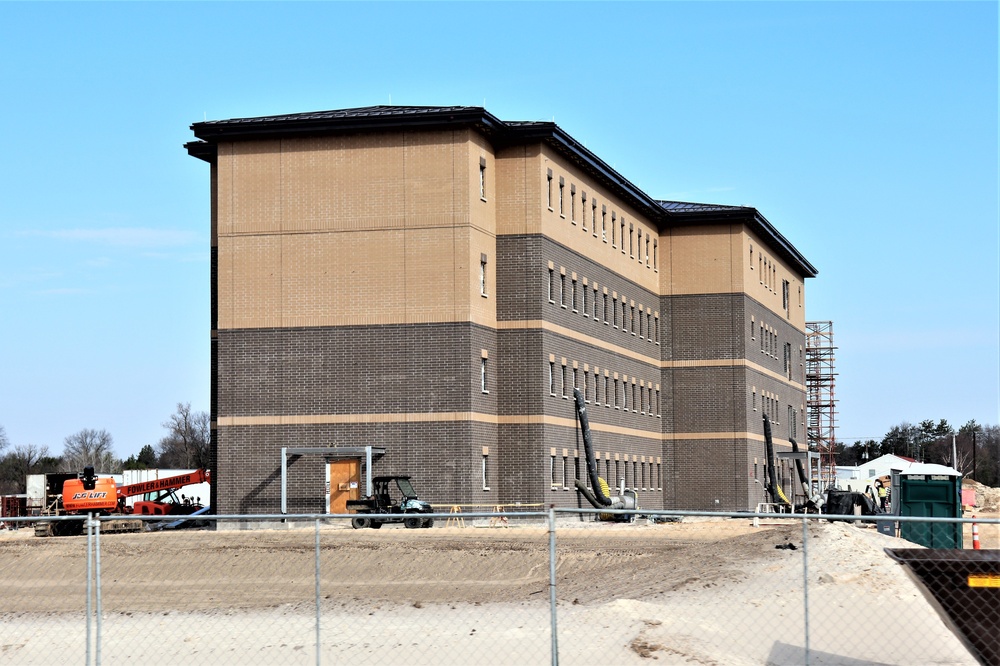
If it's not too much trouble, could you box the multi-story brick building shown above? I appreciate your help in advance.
[185,105,817,514]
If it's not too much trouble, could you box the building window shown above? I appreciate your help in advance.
[629,225,634,258]
[560,273,566,307]
[479,157,487,200]
[645,236,650,266]
[655,389,660,417]
[611,211,616,246]
[788,405,797,439]
[623,380,628,411]
[614,378,620,409]
[547,268,554,303]
[572,367,578,393]
[581,284,587,316]
[571,279,578,312]
[580,191,587,230]
[562,456,569,489]
[782,279,790,315]
[612,296,619,328]
[631,305,636,335]
[574,456,581,484]
[603,293,609,324]
[592,199,598,237]
[593,286,599,320]
[549,361,555,396]
[558,177,565,216]
[654,315,659,343]
[784,342,792,379]
[479,254,488,297]
[616,460,622,487]
[561,363,568,398]
[620,219,626,253]
[481,358,488,393]
[604,376,611,407]
[584,370,590,402]
[546,169,553,210]
[653,239,658,270]
[550,454,557,488]
[482,452,490,490]
[752,389,757,411]
[601,206,607,242]
[632,383,637,412]
[570,184,576,223]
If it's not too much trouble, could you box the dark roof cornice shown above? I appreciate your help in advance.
[186,105,816,278]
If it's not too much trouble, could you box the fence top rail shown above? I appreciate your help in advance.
[7,510,997,525]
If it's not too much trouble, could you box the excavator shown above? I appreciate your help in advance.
[36,466,211,537]
[572,388,638,521]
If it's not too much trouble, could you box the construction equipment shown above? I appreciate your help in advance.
[35,466,211,537]
[762,414,825,513]
[347,475,434,529]
[572,388,638,521]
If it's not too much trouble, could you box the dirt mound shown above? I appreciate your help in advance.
[963,479,1000,511]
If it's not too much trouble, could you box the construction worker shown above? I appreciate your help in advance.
[876,480,888,511]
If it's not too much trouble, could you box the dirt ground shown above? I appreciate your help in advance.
[1,514,994,665]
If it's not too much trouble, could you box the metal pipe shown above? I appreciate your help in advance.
[281,447,288,514]
[548,507,559,666]
[315,518,321,666]
[95,518,102,666]
[86,515,92,666]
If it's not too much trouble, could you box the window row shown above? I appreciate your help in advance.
[550,452,662,492]
[546,168,658,271]
[547,265,660,344]
[548,358,661,418]
[752,390,804,440]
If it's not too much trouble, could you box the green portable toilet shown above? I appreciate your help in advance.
[898,463,963,549]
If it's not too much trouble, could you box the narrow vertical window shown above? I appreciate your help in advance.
[479,157,487,200]
[547,268,554,302]
[622,379,628,411]
[560,273,566,307]
[629,225,634,258]
[561,363,567,398]
[616,460,622,487]
[572,366,578,392]
[593,286,599,320]
[631,305,636,335]
[604,376,610,407]
[655,389,660,417]
[632,383,637,412]
[584,370,590,402]
[581,283,587,315]
[640,386,646,414]
[562,456,568,489]
[549,361,555,395]
[571,278,578,312]
[546,169,553,210]
[645,235,650,266]
[614,378,620,409]
[479,253,488,297]
[654,315,659,342]
[550,454,557,487]
[621,219,626,253]
[613,296,619,327]
[558,177,565,216]
[603,293,609,323]
[611,211,616,246]
[482,452,490,490]
[570,184,576,223]
[653,239,658,270]
[592,199,598,237]
[580,191,587,230]
[601,206,607,242]
[481,357,488,393]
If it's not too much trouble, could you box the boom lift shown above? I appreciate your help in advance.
[36,467,211,537]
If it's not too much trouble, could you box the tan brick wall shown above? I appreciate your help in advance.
[215,130,498,330]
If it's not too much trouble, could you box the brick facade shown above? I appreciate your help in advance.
[187,106,817,513]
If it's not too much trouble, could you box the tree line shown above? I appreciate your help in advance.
[836,419,1000,486]
[0,403,210,495]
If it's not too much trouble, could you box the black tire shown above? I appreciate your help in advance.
[422,518,434,528]
[404,516,422,529]
[369,521,382,529]
[351,517,371,530]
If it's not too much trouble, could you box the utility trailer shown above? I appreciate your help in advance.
[347,476,434,529]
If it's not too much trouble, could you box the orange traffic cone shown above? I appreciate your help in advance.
[972,515,981,550]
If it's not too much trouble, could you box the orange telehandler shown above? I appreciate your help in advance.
[36,466,211,537]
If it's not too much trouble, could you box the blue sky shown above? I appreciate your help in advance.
[1,2,996,459]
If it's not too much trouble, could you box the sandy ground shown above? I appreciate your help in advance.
[1,515,995,665]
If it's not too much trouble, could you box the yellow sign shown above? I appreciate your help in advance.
[967,574,1000,588]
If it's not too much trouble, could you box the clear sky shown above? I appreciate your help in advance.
[1,2,997,460]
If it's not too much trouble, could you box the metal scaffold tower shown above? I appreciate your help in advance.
[806,321,838,489]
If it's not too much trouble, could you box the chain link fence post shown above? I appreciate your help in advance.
[549,506,559,666]
[802,515,810,666]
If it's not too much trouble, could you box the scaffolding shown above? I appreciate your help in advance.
[806,321,838,489]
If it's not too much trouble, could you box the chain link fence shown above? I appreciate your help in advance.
[1,510,996,665]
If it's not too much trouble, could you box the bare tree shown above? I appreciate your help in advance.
[61,428,121,473]
[0,425,9,454]
[0,444,51,494]
[157,403,210,469]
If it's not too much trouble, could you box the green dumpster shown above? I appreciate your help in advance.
[898,464,963,549]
